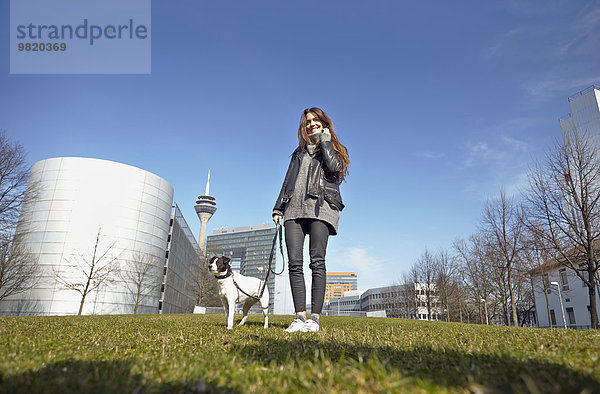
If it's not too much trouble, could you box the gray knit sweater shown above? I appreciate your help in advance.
[283,149,340,235]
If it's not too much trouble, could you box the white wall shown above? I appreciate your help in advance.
[273,271,295,315]
[560,87,600,143]
[532,266,600,328]
[1,157,174,316]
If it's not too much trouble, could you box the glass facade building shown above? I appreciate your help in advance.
[207,224,278,313]
[159,204,201,314]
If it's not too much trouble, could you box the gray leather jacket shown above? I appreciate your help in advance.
[273,138,345,216]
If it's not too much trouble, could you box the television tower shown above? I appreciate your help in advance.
[195,169,217,253]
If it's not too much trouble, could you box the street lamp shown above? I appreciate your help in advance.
[481,298,489,325]
[550,281,568,329]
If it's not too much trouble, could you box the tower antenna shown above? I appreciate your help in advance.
[194,169,217,253]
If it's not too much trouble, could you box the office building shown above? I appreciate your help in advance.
[325,272,357,301]
[0,157,200,316]
[322,283,440,319]
[324,290,363,316]
[360,284,440,320]
[559,85,600,141]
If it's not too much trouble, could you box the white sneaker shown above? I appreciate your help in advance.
[284,318,306,333]
[303,319,320,332]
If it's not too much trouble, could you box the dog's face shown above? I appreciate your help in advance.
[208,256,231,275]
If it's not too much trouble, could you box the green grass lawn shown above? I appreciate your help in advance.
[0,314,598,393]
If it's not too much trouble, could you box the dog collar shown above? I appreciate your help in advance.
[214,270,232,280]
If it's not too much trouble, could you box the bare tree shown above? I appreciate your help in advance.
[454,235,496,325]
[435,248,459,322]
[487,245,512,325]
[189,249,221,308]
[55,227,120,315]
[512,262,537,327]
[0,131,32,234]
[0,132,40,307]
[412,249,438,320]
[481,190,523,326]
[0,233,38,301]
[394,272,417,319]
[121,251,162,314]
[525,130,600,328]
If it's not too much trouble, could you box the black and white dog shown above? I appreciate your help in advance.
[208,256,269,329]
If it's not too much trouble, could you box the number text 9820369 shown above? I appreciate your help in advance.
[18,43,67,51]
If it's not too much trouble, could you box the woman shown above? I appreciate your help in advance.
[273,107,350,332]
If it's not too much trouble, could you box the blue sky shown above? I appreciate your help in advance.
[2,1,600,290]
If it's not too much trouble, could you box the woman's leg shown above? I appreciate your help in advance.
[308,220,329,315]
[285,219,308,314]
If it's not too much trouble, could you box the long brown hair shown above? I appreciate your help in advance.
[298,107,350,182]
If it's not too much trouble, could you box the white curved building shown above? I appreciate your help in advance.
[2,157,175,315]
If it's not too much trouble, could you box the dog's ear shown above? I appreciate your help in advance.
[221,256,231,265]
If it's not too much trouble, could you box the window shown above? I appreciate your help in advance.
[542,274,551,294]
[550,309,557,326]
[582,269,588,287]
[559,268,569,290]
[566,307,576,325]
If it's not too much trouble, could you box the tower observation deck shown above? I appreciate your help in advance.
[195,170,217,253]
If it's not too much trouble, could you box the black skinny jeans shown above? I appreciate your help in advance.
[284,218,329,315]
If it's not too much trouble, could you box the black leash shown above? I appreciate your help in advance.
[232,223,285,301]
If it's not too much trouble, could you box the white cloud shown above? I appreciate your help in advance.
[482,171,530,201]
[462,122,532,168]
[580,6,600,32]
[516,5,600,101]
[488,117,541,136]
[483,27,527,60]
[463,141,505,166]
[459,128,533,200]
[504,171,530,197]
[559,5,600,55]
[504,0,564,18]
[467,141,489,154]
[463,170,530,203]
[521,76,600,99]
[326,247,397,291]
[501,135,528,153]
[484,3,600,103]
[415,150,445,159]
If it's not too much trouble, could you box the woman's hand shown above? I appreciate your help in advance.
[273,214,283,225]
